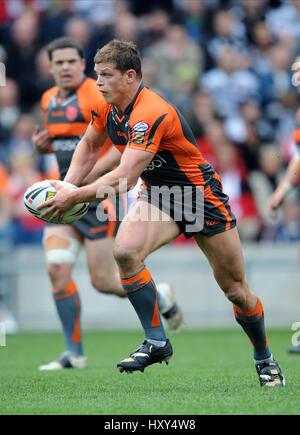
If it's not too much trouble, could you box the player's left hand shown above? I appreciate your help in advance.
[37,180,76,221]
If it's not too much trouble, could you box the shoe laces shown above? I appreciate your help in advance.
[258,361,281,382]
[131,341,152,357]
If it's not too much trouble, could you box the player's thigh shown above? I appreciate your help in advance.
[114,200,181,260]
[43,224,83,267]
[195,227,247,289]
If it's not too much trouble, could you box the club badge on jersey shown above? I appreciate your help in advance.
[131,122,149,144]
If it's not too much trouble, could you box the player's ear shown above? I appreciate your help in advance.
[81,58,87,71]
[49,64,54,77]
[126,69,136,84]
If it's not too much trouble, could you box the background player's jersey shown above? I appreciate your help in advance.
[41,77,111,179]
[293,107,300,157]
[91,84,216,188]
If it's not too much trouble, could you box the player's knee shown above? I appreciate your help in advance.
[113,243,141,269]
[90,274,111,294]
[47,263,72,290]
[43,235,81,265]
[223,281,247,305]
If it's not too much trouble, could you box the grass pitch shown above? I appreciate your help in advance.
[0,329,299,415]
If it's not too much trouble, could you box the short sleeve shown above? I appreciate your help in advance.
[0,164,9,194]
[40,93,48,127]
[40,87,58,128]
[293,127,300,160]
[128,110,169,154]
[90,99,110,135]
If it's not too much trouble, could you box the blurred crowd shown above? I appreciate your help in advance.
[1,0,300,246]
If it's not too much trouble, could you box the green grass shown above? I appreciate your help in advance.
[0,329,299,415]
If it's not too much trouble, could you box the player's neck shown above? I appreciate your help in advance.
[58,77,85,98]
[114,81,142,114]
[58,88,73,98]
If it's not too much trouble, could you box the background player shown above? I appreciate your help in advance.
[33,37,183,371]
[267,104,300,354]
[39,40,285,387]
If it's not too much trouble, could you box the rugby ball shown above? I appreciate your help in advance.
[24,180,89,224]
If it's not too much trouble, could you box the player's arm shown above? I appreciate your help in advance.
[0,184,11,221]
[75,147,153,201]
[38,108,168,218]
[81,146,121,185]
[267,154,300,212]
[33,97,54,154]
[38,147,153,217]
[268,115,300,214]
[64,123,108,186]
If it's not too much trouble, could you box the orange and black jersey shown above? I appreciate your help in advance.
[293,107,300,154]
[91,84,236,236]
[91,84,216,188]
[41,77,111,179]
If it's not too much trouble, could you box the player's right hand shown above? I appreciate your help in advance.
[32,126,53,153]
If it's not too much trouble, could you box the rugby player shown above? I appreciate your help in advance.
[34,37,183,371]
[39,40,284,387]
[267,101,300,354]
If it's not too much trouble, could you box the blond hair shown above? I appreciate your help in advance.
[94,39,142,78]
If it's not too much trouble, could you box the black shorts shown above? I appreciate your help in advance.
[47,198,123,240]
[138,175,236,238]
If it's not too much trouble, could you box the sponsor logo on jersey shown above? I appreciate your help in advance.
[52,138,79,152]
[131,121,149,144]
[144,154,167,171]
[204,219,219,226]
[117,131,127,138]
[51,110,65,117]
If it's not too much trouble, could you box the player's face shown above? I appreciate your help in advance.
[50,48,86,92]
[94,63,131,106]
